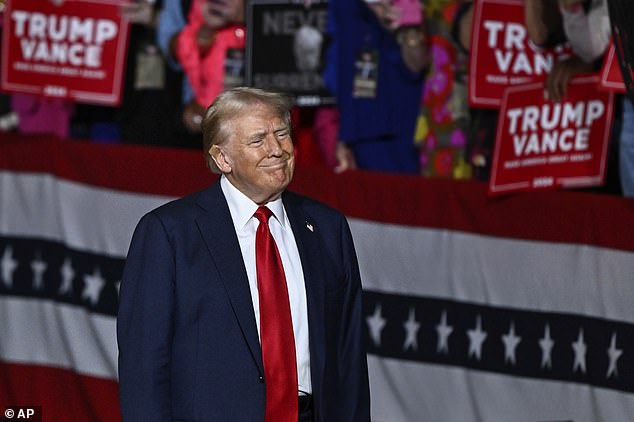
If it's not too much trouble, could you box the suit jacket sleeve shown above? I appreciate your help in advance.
[337,215,371,421]
[117,212,175,421]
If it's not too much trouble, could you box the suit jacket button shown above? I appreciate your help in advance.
[259,376,264,383]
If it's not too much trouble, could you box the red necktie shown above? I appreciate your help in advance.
[254,206,298,422]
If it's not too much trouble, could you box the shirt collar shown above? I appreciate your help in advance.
[220,175,287,231]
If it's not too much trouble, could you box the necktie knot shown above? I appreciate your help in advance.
[254,206,273,224]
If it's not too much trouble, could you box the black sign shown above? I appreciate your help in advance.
[246,0,334,106]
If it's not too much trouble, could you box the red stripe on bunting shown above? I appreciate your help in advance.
[0,133,214,197]
[1,133,633,252]
[0,361,120,421]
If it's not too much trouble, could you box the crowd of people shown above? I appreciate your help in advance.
[0,0,632,197]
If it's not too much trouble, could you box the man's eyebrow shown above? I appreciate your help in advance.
[244,124,289,141]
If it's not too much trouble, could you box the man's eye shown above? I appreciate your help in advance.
[276,131,289,139]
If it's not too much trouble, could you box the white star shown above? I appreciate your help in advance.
[82,267,106,306]
[606,332,623,378]
[366,304,386,347]
[572,328,587,374]
[30,253,47,290]
[501,322,522,365]
[435,310,453,354]
[1,246,18,288]
[467,315,487,361]
[403,308,420,351]
[59,257,75,295]
[538,323,555,369]
[115,280,121,297]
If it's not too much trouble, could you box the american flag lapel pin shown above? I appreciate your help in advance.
[306,221,314,232]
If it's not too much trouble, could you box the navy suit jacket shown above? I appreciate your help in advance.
[117,181,370,421]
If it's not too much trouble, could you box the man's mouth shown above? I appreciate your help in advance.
[260,161,287,170]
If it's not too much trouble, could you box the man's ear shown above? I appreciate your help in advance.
[210,145,232,173]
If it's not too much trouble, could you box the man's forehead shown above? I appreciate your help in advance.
[225,111,286,139]
[244,120,289,137]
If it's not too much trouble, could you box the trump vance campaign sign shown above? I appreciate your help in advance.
[489,76,614,195]
[469,0,571,108]
[1,0,130,106]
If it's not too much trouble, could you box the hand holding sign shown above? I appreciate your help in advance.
[544,56,594,101]
[469,0,571,108]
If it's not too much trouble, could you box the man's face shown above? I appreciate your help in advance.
[215,105,295,204]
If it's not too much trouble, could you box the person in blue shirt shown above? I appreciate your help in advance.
[323,0,428,174]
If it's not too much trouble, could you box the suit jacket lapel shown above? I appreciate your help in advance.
[195,182,264,376]
[283,192,327,397]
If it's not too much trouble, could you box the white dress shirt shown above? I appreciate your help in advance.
[220,176,312,394]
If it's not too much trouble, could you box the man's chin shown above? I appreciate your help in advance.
[271,174,292,190]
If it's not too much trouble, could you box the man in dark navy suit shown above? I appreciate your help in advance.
[117,87,370,421]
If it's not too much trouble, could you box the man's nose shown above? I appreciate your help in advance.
[265,135,283,156]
